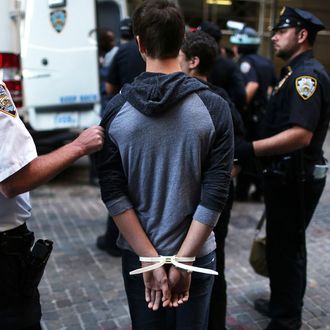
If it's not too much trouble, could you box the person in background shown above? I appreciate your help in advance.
[105,17,145,96]
[96,18,146,257]
[98,29,118,114]
[199,21,246,113]
[95,1,234,328]
[230,25,276,201]
[0,81,104,330]
[179,30,247,330]
[241,7,330,330]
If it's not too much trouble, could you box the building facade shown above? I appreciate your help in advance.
[127,0,330,73]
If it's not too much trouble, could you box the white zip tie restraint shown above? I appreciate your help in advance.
[129,256,218,275]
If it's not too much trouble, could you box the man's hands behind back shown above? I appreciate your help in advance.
[142,263,192,311]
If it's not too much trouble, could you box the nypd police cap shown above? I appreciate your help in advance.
[273,6,325,32]
[120,18,133,33]
[230,26,261,45]
[120,17,133,39]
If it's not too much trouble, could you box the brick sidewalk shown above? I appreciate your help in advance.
[29,134,330,330]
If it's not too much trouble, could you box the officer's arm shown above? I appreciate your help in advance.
[0,126,104,198]
[246,81,259,104]
[252,125,313,157]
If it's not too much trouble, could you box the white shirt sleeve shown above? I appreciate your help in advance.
[0,82,37,182]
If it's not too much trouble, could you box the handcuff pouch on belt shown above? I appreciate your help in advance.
[22,239,53,296]
[0,232,53,297]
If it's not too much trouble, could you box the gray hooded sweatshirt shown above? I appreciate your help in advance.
[96,72,234,257]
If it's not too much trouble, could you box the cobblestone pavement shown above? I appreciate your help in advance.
[29,133,330,330]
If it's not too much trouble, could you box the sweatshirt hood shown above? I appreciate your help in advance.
[120,72,209,116]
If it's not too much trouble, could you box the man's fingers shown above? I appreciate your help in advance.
[152,291,162,311]
[162,297,172,308]
[143,267,171,310]
[148,289,156,309]
[161,280,170,304]
[171,293,179,307]
[145,287,151,303]
[162,281,172,308]
[182,290,189,302]
[177,293,184,304]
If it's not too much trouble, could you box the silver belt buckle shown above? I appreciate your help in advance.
[313,164,329,179]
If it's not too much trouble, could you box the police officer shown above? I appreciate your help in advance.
[105,18,145,96]
[231,25,276,141]
[199,21,247,113]
[245,7,330,330]
[0,82,104,329]
[230,25,277,201]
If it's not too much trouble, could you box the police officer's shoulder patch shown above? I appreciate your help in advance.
[295,76,317,100]
[240,61,251,74]
[0,84,17,117]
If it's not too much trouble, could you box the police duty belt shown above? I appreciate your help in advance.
[129,255,218,275]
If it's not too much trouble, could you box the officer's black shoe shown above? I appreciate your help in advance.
[254,298,271,317]
[96,235,122,257]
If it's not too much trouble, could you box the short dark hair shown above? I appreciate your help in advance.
[132,0,185,59]
[181,31,218,76]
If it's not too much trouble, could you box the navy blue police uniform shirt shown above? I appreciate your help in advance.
[262,50,330,163]
[239,53,276,108]
[201,80,248,164]
[107,40,146,89]
[209,56,246,112]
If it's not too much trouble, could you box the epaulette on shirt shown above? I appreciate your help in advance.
[0,84,17,117]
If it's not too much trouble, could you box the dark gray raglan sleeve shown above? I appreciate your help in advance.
[194,90,234,227]
[93,94,133,216]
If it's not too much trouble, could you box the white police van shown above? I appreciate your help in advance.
[0,0,127,152]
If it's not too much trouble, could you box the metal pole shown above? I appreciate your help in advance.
[203,0,209,21]
[270,0,278,60]
[258,0,265,36]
